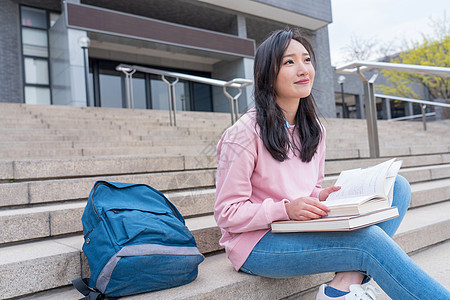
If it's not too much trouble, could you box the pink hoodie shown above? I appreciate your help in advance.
[214,108,326,270]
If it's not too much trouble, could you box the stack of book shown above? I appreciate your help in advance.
[271,158,402,232]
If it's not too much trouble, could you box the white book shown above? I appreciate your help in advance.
[271,207,399,232]
[321,158,402,217]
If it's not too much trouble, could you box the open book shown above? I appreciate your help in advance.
[322,158,402,217]
[271,207,399,232]
[271,158,402,232]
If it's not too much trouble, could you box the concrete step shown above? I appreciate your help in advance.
[2,161,449,209]
[2,153,449,181]
[398,164,450,183]
[0,145,214,159]
[324,153,450,174]
[19,240,450,300]
[0,141,222,160]
[61,134,144,142]
[0,141,75,150]
[0,120,48,129]
[0,128,193,138]
[0,134,66,142]
[3,102,448,133]
[323,164,450,186]
[3,200,449,299]
[14,242,450,300]
[358,146,450,158]
[26,105,231,122]
[0,146,347,161]
[4,104,448,135]
[23,111,231,130]
[0,235,86,300]
[1,175,449,250]
[0,169,216,207]
[0,155,187,181]
[46,128,186,137]
[391,200,450,254]
[410,178,450,207]
[0,148,84,159]
[0,128,58,136]
[0,156,447,207]
[1,142,447,160]
[40,118,229,130]
[327,146,448,160]
[0,189,216,246]
[0,201,86,244]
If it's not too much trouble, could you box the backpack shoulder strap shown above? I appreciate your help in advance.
[72,278,104,300]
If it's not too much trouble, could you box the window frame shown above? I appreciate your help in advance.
[19,4,56,105]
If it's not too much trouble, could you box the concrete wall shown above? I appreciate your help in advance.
[0,1,23,103]
[309,26,336,118]
[49,15,71,105]
[211,14,254,113]
[255,0,332,22]
[211,58,254,113]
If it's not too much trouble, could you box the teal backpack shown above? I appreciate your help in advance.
[73,181,204,299]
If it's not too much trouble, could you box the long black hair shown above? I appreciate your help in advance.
[254,29,322,162]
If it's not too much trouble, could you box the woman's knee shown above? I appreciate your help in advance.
[395,175,411,193]
[393,175,411,209]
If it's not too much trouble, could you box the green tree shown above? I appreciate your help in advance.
[378,36,450,102]
[378,12,450,118]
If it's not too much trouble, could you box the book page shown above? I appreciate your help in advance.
[324,159,395,203]
[384,160,402,205]
[386,160,402,179]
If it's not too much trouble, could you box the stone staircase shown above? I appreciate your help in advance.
[0,102,449,299]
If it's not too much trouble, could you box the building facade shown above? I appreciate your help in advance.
[332,69,435,121]
[0,0,336,117]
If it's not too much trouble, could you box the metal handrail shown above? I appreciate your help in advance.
[336,61,450,158]
[337,61,450,78]
[389,112,436,122]
[375,94,450,108]
[116,64,252,125]
[375,93,450,131]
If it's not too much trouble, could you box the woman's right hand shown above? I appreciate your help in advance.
[285,197,330,221]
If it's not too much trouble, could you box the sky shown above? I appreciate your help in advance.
[328,0,449,66]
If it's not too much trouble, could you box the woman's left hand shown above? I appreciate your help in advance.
[319,186,341,201]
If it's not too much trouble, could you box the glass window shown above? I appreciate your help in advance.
[24,58,49,84]
[132,77,147,109]
[99,74,123,108]
[192,83,212,111]
[21,6,47,29]
[22,28,48,57]
[25,86,51,105]
[151,79,170,110]
[175,82,190,111]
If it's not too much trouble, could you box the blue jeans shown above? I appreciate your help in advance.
[241,175,450,299]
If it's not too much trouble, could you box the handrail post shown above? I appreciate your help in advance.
[223,86,242,124]
[357,69,380,158]
[117,63,253,126]
[421,104,427,131]
[161,75,179,127]
[223,79,253,124]
[116,66,136,109]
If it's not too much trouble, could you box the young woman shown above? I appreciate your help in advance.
[214,29,450,299]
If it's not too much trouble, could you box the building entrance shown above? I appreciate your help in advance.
[88,59,213,112]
